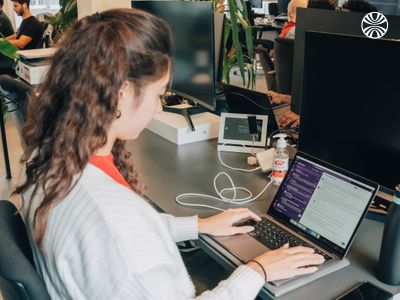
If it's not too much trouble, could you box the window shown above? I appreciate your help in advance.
[15,0,61,28]
[30,0,61,15]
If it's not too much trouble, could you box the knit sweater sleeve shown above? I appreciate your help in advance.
[159,213,199,242]
[196,266,265,299]
[119,263,265,300]
[108,209,264,300]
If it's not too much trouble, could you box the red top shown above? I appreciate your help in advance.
[89,154,131,189]
[279,21,296,38]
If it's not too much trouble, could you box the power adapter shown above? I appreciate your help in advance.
[256,148,275,173]
[247,156,258,166]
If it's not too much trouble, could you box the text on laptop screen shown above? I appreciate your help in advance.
[271,156,375,249]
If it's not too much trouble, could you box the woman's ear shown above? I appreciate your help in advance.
[118,80,130,103]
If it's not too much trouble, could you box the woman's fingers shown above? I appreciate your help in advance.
[285,246,315,254]
[291,254,325,268]
[227,208,261,222]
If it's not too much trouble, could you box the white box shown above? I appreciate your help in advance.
[146,111,220,145]
[17,48,56,59]
[15,60,49,85]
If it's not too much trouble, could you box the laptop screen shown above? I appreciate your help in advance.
[268,153,377,257]
[222,85,280,136]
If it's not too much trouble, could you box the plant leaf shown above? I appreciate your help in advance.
[218,0,255,87]
[228,0,246,85]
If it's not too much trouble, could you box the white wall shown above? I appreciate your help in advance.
[4,0,17,31]
[77,0,131,19]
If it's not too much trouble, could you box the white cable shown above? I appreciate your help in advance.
[176,172,272,212]
[218,146,261,172]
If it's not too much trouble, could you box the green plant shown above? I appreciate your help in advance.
[215,0,255,88]
[44,0,78,42]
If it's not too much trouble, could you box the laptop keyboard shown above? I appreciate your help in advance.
[238,217,331,260]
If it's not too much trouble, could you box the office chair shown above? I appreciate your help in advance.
[0,200,51,300]
[32,22,50,49]
[0,75,32,178]
[274,37,294,95]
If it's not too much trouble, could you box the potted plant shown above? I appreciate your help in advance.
[215,0,255,88]
[44,0,78,44]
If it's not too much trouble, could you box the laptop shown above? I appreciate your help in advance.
[213,151,379,296]
[223,84,284,137]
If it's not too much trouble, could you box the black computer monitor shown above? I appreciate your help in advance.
[251,0,263,9]
[278,0,290,14]
[298,31,400,192]
[291,8,400,115]
[132,1,218,111]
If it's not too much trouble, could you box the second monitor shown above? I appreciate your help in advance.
[133,1,220,111]
[298,31,400,193]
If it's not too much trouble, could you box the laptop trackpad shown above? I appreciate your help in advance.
[214,234,270,262]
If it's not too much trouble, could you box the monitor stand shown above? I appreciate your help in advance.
[163,104,207,131]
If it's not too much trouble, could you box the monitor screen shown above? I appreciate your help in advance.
[278,0,290,14]
[222,84,279,136]
[298,31,400,191]
[269,154,376,254]
[132,1,217,111]
[291,8,400,115]
[251,0,263,9]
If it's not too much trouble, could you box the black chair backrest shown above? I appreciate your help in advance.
[0,200,51,300]
[32,22,48,49]
[274,37,294,95]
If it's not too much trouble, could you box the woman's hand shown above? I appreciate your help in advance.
[198,208,261,236]
[247,244,325,281]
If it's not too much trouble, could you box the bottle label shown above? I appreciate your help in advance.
[273,158,288,171]
[272,158,288,183]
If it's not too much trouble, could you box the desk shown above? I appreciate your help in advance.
[128,129,400,299]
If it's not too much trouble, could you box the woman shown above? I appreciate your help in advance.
[279,0,308,39]
[15,9,323,299]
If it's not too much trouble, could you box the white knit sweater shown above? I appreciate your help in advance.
[22,164,264,300]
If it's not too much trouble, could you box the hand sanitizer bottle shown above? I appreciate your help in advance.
[272,134,289,185]
[377,184,400,285]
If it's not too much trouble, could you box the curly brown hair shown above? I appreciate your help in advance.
[14,8,172,245]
